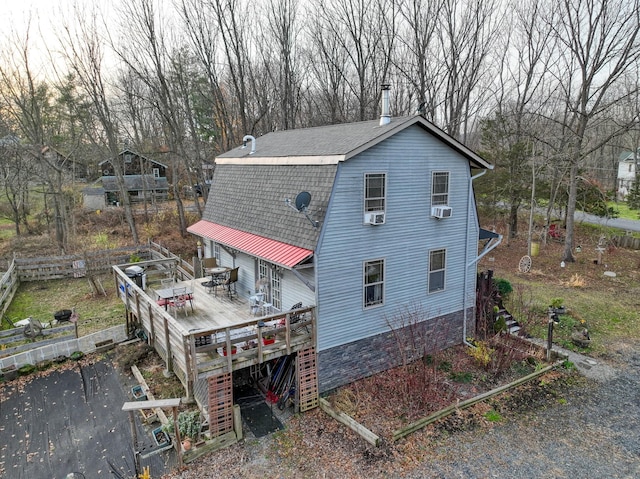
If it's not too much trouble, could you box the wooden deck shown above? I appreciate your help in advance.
[114,261,316,395]
[149,277,257,330]
[115,259,318,434]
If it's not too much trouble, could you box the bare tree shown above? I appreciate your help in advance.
[546,0,640,262]
[396,0,445,120]
[259,0,304,130]
[311,0,397,122]
[479,0,558,238]
[117,0,197,236]
[210,0,258,138]
[57,3,140,244]
[437,0,501,141]
[0,140,34,235]
[0,25,73,250]
[305,6,351,124]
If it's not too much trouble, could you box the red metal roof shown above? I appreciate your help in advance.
[187,220,314,268]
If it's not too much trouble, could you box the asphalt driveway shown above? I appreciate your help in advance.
[0,357,174,479]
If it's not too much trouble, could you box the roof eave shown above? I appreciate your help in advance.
[341,116,492,169]
[215,155,345,165]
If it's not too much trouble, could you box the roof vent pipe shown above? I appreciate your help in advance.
[242,135,256,154]
[379,84,391,126]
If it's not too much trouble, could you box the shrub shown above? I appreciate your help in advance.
[467,341,494,369]
[494,277,513,299]
[18,364,36,376]
[163,410,202,440]
[449,371,473,383]
[484,409,502,422]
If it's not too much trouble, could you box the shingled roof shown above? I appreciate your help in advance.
[195,115,491,254]
[217,115,491,168]
[202,164,335,252]
[101,175,168,192]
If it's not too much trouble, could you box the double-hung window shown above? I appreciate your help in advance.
[432,172,449,206]
[364,173,386,212]
[428,249,446,293]
[363,259,384,308]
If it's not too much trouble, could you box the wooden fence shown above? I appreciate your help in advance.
[0,260,19,319]
[613,234,640,250]
[1,243,163,362]
[14,246,153,282]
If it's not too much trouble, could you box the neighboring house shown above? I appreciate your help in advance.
[617,148,639,200]
[188,100,500,392]
[99,148,167,178]
[84,149,169,207]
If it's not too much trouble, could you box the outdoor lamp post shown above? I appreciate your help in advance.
[197,240,202,259]
[547,308,559,362]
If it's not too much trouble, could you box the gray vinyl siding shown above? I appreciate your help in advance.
[316,125,478,351]
[214,250,315,312]
[279,268,315,311]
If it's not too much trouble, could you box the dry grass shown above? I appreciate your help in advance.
[3,274,125,335]
[326,336,545,440]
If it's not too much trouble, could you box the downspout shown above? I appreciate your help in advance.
[462,169,503,348]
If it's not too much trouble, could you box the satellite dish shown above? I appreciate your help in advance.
[284,191,320,228]
[294,191,312,212]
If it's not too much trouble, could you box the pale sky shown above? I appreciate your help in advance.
[3,1,123,75]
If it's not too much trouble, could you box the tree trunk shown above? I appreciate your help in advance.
[562,162,578,263]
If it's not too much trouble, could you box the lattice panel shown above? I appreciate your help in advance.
[208,373,234,437]
[296,347,319,412]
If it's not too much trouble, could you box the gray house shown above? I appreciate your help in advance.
[188,108,499,392]
[83,149,170,208]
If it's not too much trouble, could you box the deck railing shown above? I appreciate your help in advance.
[113,261,316,399]
[188,306,316,381]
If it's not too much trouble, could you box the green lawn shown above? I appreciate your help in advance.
[502,275,638,355]
[609,201,640,220]
[3,274,125,336]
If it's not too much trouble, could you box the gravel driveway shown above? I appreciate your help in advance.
[166,340,639,479]
[403,341,640,479]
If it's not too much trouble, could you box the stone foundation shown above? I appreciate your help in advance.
[318,309,472,392]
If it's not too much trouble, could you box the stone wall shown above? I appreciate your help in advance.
[0,325,127,371]
[317,309,472,393]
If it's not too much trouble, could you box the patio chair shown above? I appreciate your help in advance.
[223,267,239,299]
[202,257,217,269]
[278,302,303,327]
[170,287,189,316]
[201,257,217,277]
[289,302,309,333]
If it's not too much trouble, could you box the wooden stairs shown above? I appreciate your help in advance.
[496,307,522,336]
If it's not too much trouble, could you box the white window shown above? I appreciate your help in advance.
[271,270,281,311]
[363,259,384,308]
[153,167,160,178]
[213,243,221,263]
[365,173,386,212]
[258,259,281,310]
[428,249,446,293]
[432,172,449,206]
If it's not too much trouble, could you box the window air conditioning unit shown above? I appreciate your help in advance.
[431,206,453,219]
[364,211,386,225]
